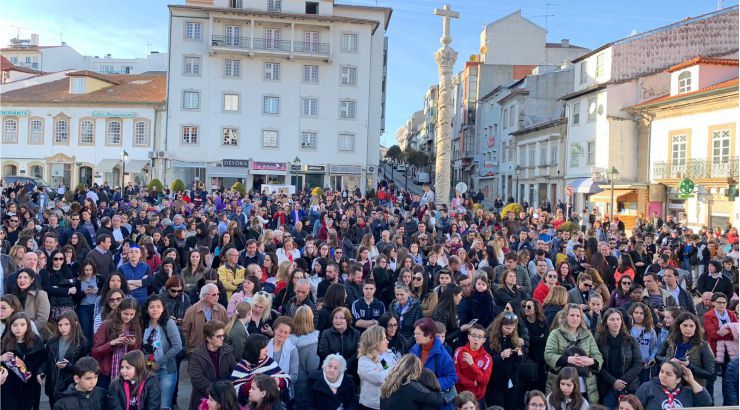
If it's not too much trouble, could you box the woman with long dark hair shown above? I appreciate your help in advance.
[181,248,209,301]
[523,298,549,392]
[91,297,142,388]
[75,259,104,348]
[93,272,130,332]
[614,253,637,284]
[40,248,77,321]
[11,268,50,335]
[431,284,462,345]
[107,350,161,410]
[378,312,410,358]
[0,313,46,410]
[142,294,183,410]
[655,312,715,388]
[546,366,590,410]
[317,283,346,333]
[485,312,528,409]
[205,380,240,410]
[42,310,88,407]
[635,361,711,410]
[230,334,291,406]
[595,308,643,407]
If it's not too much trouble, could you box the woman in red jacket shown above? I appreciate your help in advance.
[91,298,142,389]
[703,292,737,360]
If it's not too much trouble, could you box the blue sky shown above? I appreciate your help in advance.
[1,0,730,146]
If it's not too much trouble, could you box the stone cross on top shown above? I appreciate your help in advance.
[434,4,459,46]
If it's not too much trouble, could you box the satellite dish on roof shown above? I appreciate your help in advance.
[455,182,468,194]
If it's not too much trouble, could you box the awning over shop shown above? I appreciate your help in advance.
[96,158,121,173]
[589,189,636,203]
[571,177,603,194]
[125,159,150,172]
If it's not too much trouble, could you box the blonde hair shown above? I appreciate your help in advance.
[224,302,251,335]
[543,285,568,306]
[294,305,316,336]
[358,326,386,362]
[554,304,589,332]
[380,354,422,399]
[276,261,292,283]
[251,292,274,323]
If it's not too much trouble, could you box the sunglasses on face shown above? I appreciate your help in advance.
[109,297,123,302]
[53,257,65,261]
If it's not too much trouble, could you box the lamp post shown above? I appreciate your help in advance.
[515,165,522,203]
[292,156,301,193]
[607,166,619,222]
[120,150,129,190]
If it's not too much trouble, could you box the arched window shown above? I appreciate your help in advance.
[106,120,122,145]
[678,71,692,93]
[3,118,18,143]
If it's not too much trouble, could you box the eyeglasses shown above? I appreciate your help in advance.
[109,297,123,302]
[468,334,485,340]
[582,283,592,288]
[413,276,423,281]
[528,403,547,409]
[9,219,18,223]
[546,275,558,279]
[335,251,342,254]
[168,288,183,294]
[503,313,518,321]
[71,218,80,221]
[622,281,632,285]
[53,257,65,261]
[524,305,533,310]
[386,323,399,328]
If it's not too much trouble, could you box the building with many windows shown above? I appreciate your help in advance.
[630,57,738,229]
[0,71,166,188]
[562,6,738,226]
[165,0,390,193]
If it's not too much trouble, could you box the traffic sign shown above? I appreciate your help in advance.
[566,185,574,197]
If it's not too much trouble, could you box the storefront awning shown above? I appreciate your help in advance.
[125,159,150,172]
[589,189,635,203]
[571,177,603,194]
[96,158,121,173]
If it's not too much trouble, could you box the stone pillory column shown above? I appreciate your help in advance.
[433,4,458,207]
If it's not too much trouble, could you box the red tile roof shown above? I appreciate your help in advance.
[67,70,122,85]
[631,78,738,108]
[667,56,739,72]
[0,55,44,74]
[0,73,166,105]
[0,55,12,70]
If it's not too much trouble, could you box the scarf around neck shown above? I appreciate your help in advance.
[324,370,344,390]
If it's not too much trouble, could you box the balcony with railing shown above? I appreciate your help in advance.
[211,35,330,59]
[652,157,739,182]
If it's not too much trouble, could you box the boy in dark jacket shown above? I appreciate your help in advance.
[53,356,107,410]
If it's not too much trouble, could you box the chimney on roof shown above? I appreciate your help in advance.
[106,53,112,58]
[561,39,570,48]
[30,34,39,46]
[61,41,66,46]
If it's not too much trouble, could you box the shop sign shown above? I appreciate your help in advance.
[92,111,136,118]
[330,164,362,174]
[0,110,30,117]
[291,164,326,172]
[252,161,287,171]
[223,159,249,168]
[678,178,694,199]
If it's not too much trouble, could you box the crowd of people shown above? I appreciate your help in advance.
[0,176,738,410]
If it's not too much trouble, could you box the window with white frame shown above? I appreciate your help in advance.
[226,25,241,46]
[570,144,582,167]
[528,146,535,166]
[262,130,278,148]
[222,128,238,146]
[340,66,357,85]
[184,56,201,75]
[587,97,597,122]
[509,106,516,128]
[550,146,558,165]
[302,98,318,117]
[595,53,605,78]
[71,77,85,94]
[338,133,355,151]
[339,100,356,119]
[579,61,587,84]
[224,94,239,112]
[134,121,150,146]
[185,22,202,40]
[341,33,358,52]
[303,65,318,83]
[79,119,94,144]
[519,146,526,166]
[183,91,200,110]
[265,28,281,49]
[712,129,731,164]
[182,126,199,144]
[540,146,547,165]
[587,141,596,165]
[230,0,243,8]
[54,118,69,144]
[106,120,122,145]
[267,0,281,12]
[29,118,43,144]
[263,96,280,115]
[671,134,687,166]
[3,119,18,143]
[503,109,508,128]
[264,63,280,80]
[304,31,319,52]
[300,132,317,150]
[100,65,115,74]
[678,71,692,93]
[225,59,240,77]
[572,102,580,125]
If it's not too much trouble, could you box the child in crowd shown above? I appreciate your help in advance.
[52,356,107,410]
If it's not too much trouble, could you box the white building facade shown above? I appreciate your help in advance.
[165,0,390,193]
[0,71,166,188]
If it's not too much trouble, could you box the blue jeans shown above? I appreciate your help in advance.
[157,369,178,409]
[77,304,95,350]
[603,389,622,409]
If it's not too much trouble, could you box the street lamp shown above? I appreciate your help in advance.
[292,156,301,193]
[515,165,522,203]
[607,166,619,222]
[120,150,129,189]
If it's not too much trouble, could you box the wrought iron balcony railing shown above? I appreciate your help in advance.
[652,157,739,180]
[211,35,251,48]
[293,41,330,55]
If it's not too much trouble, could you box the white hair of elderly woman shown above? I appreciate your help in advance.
[322,353,347,373]
[200,282,219,299]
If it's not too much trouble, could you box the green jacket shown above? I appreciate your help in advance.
[544,327,603,404]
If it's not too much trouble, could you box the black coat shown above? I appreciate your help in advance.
[41,336,89,404]
[0,338,46,410]
[53,384,108,410]
[188,343,237,410]
[309,370,358,410]
[379,380,444,410]
[107,376,161,410]
[318,326,361,368]
[597,335,643,394]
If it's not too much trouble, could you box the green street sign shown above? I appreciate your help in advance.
[678,178,694,195]
[679,194,694,199]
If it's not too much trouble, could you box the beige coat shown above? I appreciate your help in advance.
[182,301,228,351]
